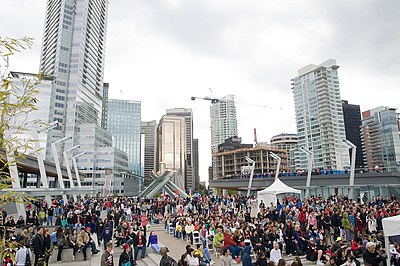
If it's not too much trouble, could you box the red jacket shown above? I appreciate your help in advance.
[351,240,361,251]
[223,234,237,248]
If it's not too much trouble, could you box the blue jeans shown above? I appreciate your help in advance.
[150,244,160,254]
[47,216,53,226]
[134,246,146,260]
[203,248,212,262]
[227,246,243,258]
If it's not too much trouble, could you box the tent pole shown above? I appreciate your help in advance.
[385,236,390,266]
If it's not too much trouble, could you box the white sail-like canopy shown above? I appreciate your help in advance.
[257,178,301,209]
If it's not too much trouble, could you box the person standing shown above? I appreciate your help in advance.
[33,226,45,266]
[118,243,134,266]
[132,231,147,261]
[56,227,66,263]
[101,242,114,266]
[15,240,32,266]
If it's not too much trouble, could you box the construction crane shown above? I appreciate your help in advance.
[190,96,222,104]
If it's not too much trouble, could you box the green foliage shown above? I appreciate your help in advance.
[0,37,42,247]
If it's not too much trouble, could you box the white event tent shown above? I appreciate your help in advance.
[257,178,301,210]
[382,215,400,266]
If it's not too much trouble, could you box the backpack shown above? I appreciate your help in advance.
[25,248,32,266]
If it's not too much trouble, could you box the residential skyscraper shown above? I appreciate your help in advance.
[361,107,400,172]
[141,120,158,187]
[342,100,364,170]
[291,59,350,170]
[193,138,200,190]
[107,99,141,175]
[166,108,194,190]
[157,115,186,190]
[101,83,109,129]
[39,0,109,160]
[210,95,238,179]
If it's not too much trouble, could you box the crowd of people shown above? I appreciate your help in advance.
[0,193,399,266]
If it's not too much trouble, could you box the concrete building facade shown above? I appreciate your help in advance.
[270,133,298,170]
[291,59,350,171]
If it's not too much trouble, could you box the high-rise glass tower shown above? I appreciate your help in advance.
[141,120,158,186]
[107,99,142,175]
[342,100,364,170]
[157,115,186,190]
[39,0,109,159]
[210,95,238,179]
[291,59,350,170]
[166,108,194,190]
[361,107,400,172]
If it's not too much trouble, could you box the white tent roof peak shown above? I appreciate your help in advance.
[258,178,301,195]
[382,215,400,237]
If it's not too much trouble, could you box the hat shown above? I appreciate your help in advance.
[11,236,16,241]
[336,237,342,242]
[122,243,129,250]
[85,227,91,231]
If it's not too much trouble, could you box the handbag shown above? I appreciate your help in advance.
[121,261,131,266]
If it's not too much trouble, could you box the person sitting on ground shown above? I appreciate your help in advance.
[178,254,189,266]
[277,258,287,266]
[147,231,160,254]
[291,256,303,266]
[331,237,343,254]
[254,251,268,266]
[363,242,384,266]
[219,248,234,266]
[270,242,282,265]
[305,238,327,266]
[186,248,200,266]
[119,243,134,266]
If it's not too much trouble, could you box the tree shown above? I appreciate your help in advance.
[0,37,42,251]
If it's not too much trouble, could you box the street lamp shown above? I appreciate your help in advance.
[72,151,86,189]
[343,138,357,199]
[51,135,72,204]
[270,152,281,181]
[63,145,80,202]
[300,147,313,198]
[34,121,58,207]
[244,156,255,197]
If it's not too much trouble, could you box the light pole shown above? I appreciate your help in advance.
[63,145,80,202]
[72,151,86,189]
[244,156,255,197]
[51,135,72,204]
[300,146,313,198]
[343,138,356,199]
[270,152,281,181]
[34,121,58,207]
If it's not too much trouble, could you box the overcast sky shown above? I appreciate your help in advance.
[2,0,400,183]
